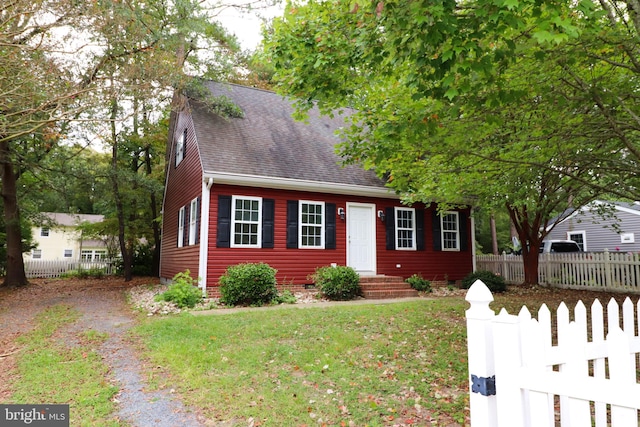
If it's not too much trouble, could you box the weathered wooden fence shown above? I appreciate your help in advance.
[466,279,640,426]
[477,250,640,293]
[23,259,117,278]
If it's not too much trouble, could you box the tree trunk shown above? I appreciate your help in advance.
[507,203,543,285]
[0,140,28,287]
[109,97,133,281]
[490,214,499,255]
[145,146,161,277]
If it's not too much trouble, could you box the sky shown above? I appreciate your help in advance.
[216,3,284,50]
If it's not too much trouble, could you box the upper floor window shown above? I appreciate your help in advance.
[175,128,186,166]
[441,211,460,251]
[300,201,324,248]
[232,196,261,247]
[395,207,416,250]
[40,227,50,237]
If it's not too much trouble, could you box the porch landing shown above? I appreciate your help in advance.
[359,275,419,299]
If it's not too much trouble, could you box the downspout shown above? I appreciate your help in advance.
[198,177,214,295]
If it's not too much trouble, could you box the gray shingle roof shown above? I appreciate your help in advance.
[190,82,387,190]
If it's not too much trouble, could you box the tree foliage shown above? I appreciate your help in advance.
[266,0,640,284]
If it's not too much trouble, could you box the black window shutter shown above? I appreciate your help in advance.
[385,207,395,250]
[459,211,468,251]
[286,200,298,249]
[432,209,442,251]
[325,203,336,249]
[416,209,425,251]
[217,195,231,248]
[195,197,201,244]
[183,128,187,159]
[262,199,275,248]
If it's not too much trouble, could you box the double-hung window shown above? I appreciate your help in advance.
[395,207,416,250]
[232,196,261,247]
[175,129,186,166]
[189,198,198,245]
[300,201,324,248]
[41,227,50,237]
[63,249,73,258]
[441,211,460,251]
[177,206,185,247]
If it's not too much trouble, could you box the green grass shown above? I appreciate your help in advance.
[9,305,120,427]
[133,299,469,426]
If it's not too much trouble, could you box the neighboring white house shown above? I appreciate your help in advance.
[27,213,109,261]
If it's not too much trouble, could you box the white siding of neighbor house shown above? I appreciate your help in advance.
[546,205,640,253]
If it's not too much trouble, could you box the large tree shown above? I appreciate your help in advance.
[0,0,262,285]
[266,0,638,284]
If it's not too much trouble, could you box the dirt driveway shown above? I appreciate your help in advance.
[0,277,206,427]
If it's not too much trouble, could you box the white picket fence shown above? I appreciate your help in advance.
[466,279,640,426]
[23,259,117,278]
[477,250,640,293]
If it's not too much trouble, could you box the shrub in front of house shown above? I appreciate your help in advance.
[406,274,432,292]
[219,262,278,306]
[156,270,203,308]
[461,270,507,293]
[311,265,361,301]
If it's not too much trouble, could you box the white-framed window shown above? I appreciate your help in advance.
[441,211,460,251]
[232,196,261,247]
[40,227,50,237]
[568,231,587,251]
[189,198,198,245]
[395,207,416,250]
[81,250,106,261]
[32,249,42,259]
[63,249,73,258]
[175,129,186,166]
[621,232,634,244]
[299,201,324,248]
[177,206,185,247]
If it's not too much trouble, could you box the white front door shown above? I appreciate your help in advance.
[347,203,376,275]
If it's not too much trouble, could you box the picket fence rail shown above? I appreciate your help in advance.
[466,279,640,426]
[476,250,640,293]
[23,259,117,278]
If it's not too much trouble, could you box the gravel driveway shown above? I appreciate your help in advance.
[0,277,206,426]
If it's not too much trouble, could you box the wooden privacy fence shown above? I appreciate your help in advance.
[466,279,640,426]
[476,250,640,293]
[24,259,117,278]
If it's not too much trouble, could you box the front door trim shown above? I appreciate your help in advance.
[346,202,377,275]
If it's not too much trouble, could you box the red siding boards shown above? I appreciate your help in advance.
[160,111,203,283]
[202,184,473,292]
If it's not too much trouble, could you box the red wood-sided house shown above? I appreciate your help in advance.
[160,82,475,297]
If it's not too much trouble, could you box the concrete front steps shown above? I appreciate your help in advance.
[359,275,419,299]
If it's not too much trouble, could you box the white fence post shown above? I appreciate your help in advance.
[465,280,497,427]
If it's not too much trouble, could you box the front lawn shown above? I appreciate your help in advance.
[132,299,469,426]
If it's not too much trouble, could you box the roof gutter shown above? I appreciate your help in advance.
[203,171,398,199]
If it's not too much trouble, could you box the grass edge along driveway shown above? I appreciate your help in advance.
[132,299,469,426]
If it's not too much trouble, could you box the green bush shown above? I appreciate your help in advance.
[461,270,507,293]
[406,274,431,292]
[311,265,360,301]
[273,290,297,305]
[61,268,105,279]
[156,271,203,308]
[219,263,278,306]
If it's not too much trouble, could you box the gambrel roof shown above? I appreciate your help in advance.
[188,82,389,195]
